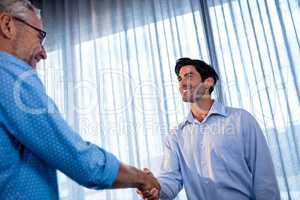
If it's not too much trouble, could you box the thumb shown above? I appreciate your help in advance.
[143,168,151,174]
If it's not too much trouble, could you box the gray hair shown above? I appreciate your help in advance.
[0,0,41,20]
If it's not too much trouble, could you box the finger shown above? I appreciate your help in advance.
[152,189,159,197]
[136,189,151,199]
[150,188,159,197]
[143,191,152,197]
[142,188,157,200]
[150,188,157,194]
[142,193,153,199]
[151,179,160,189]
[139,189,151,198]
[136,189,143,196]
[143,168,149,171]
[144,189,157,199]
[143,168,155,177]
[148,195,158,200]
[143,168,151,174]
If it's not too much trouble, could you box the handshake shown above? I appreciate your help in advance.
[136,168,161,200]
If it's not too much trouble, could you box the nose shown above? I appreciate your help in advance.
[34,46,47,65]
[40,46,47,60]
[179,78,188,89]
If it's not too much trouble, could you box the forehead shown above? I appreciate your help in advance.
[178,65,199,76]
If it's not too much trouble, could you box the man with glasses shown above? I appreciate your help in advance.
[0,1,160,199]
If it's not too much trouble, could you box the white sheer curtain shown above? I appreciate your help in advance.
[34,0,300,199]
[36,0,209,199]
[208,0,300,199]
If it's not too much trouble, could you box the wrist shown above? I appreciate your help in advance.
[135,168,146,188]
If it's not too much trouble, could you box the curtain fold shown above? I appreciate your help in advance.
[208,0,300,199]
[34,0,300,199]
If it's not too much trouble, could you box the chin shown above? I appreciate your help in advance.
[30,60,37,69]
[181,96,192,103]
[31,64,37,70]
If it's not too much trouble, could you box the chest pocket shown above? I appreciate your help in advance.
[210,134,241,156]
[200,120,243,160]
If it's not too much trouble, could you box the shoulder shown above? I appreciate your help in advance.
[164,128,178,145]
[226,106,263,133]
[224,106,256,121]
[163,121,186,149]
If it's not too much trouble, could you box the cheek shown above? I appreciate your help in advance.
[16,36,32,52]
[178,82,184,91]
[179,87,184,95]
[13,38,29,59]
[25,43,41,60]
[193,83,205,93]
[19,33,39,51]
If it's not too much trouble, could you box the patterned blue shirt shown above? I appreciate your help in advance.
[158,101,280,200]
[0,52,120,200]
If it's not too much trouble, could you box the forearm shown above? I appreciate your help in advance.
[112,163,161,193]
[158,177,182,200]
[242,112,280,199]
[253,156,280,199]
[112,163,144,189]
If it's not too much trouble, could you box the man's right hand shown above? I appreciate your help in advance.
[112,163,160,197]
[137,168,160,200]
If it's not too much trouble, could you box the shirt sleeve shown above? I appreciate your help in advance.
[158,133,183,199]
[242,110,280,200]
[0,64,120,189]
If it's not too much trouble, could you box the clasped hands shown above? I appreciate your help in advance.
[137,168,160,200]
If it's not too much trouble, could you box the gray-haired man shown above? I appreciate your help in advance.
[0,1,160,199]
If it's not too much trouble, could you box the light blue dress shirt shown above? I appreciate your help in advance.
[158,100,280,200]
[0,52,120,200]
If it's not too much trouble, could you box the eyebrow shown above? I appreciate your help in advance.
[184,72,193,77]
[178,72,193,80]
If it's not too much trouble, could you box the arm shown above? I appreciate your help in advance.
[112,163,160,191]
[157,134,183,199]
[0,62,159,190]
[0,66,118,188]
[137,134,183,200]
[243,111,280,200]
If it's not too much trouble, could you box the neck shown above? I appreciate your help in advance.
[191,97,213,122]
[0,41,15,56]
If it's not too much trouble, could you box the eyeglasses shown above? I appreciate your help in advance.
[12,16,47,45]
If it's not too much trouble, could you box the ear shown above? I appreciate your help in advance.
[203,77,215,93]
[204,77,214,88]
[0,13,17,40]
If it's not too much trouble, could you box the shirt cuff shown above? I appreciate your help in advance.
[158,179,173,199]
[100,151,120,188]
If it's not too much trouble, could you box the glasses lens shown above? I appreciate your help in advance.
[39,31,46,45]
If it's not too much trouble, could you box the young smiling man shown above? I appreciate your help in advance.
[0,1,160,199]
[138,58,280,200]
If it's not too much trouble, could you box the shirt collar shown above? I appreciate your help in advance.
[179,100,228,129]
[208,100,228,117]
[0,51,32,71]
